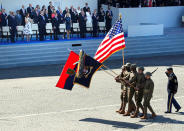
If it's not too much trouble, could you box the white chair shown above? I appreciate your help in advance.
[86,22,93,36]
[46,23,53,39]
[98,22,106,34]
[182,16,184,23]
[32,24,39,40]
[72,23,80,37]
[16,26,24,40]
[2,26,11,42]
[59,24,66,33]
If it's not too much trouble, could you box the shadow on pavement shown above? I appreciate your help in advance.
[79,118,144,129]
[140,115,184,124]
[0,54,184,80]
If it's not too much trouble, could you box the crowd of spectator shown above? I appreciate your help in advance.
[100,0,184,8]
[0,2,113,43]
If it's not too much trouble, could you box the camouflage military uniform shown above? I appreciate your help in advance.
[141,72,156,119]
[124,64,137,116]
[131,71,145,118]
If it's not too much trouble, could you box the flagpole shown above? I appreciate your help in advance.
[119,13,125,65]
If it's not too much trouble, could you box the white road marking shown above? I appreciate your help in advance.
[0,96,183,120]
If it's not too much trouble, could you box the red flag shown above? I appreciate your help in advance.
[56,51,79,90]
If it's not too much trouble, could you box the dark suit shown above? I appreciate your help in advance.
[27,7,34,18]
[83,6,90,12]
[48,5,52,19]
[8,15,17,43]
[20,8,27,25]
[0,13,7,26]
[58,13,64,24]
[105,10,113,32]
[32,11,39,23]
[98,11,105,22]
[92,14,98,37]
[52,17,59,40]
[38,15,46,41]
[44,14,49,23]
[78,14,87,38]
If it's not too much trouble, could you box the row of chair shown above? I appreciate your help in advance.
[0,22,106,42]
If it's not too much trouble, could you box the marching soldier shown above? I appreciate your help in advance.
[115,65,126,114]
[165,67,181,113]
[141,72,156,119]
[123,64,136,116]
[131,67,145,118]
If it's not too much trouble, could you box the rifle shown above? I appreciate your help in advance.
[151,68,158,75]
[119,78,135,88]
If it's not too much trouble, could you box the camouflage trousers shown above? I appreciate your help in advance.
[121,86,128,103]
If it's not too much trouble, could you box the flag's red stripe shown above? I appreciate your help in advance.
[95,39,125,61]
[99,45,125,63]
[95,34,124,56]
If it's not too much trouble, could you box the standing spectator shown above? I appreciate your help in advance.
[36,5,41,12]
[27,4,34,18]
[32,8,39,23]
[52,13,59,40]
[63,7,69,17]
[57,6,61,14]
[65,12,71,39]
[98,7,105,22]
[0,10,2,28]
[58,9,64,24]
[72,9,79,23]
[48,1,53,19]
[78,10,87,38]
[0,9,7,26]
[38,11,46,41]
[83,3,90,13]
[23,13,33,42]
[42,5,46,11]
[105,6,113,32]
[86,8,92,24]
[92,9,99,37]
[76,6,81,15]
[15,10,22,26]
[20,5,27,25]
[70,6,75,23]
[44,9,49,23]
[8,12,17,43]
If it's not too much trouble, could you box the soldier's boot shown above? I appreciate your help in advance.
[123,103,132,116]
[148,105,156,119]
[140,107,147,119]
[131,107,139,118]
[139,104,144,117]
[119,102,127,114]
[116,103,123,113]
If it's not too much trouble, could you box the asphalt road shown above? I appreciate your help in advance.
[0,54,184,131]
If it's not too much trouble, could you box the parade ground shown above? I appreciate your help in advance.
[0,54,184,131]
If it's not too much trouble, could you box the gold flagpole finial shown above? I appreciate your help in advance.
[119,13,122,19]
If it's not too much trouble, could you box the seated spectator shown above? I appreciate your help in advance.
[15,10,22,26]
[72,9,79,23]
[83,3,90,13]
[65,12,71,39]
[98,7,105,22]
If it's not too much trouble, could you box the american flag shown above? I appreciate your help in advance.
[94,19,125,63]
